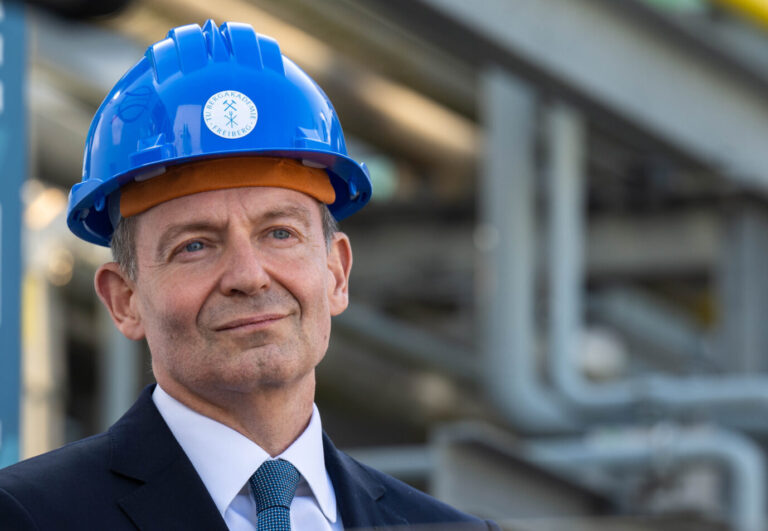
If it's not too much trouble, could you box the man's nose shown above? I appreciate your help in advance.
[218,235,271,296]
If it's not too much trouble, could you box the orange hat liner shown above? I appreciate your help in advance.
[119,157,336,218]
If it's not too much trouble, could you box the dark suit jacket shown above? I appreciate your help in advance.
[0,386,499,530]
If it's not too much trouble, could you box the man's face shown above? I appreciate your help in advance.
[111,186,351,401]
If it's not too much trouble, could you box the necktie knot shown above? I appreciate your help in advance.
[249,459,300,514]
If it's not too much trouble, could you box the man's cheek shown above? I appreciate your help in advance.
[159,311,195,343]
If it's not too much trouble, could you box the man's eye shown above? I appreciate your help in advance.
[271,229,292,240]
[183,241,205,252]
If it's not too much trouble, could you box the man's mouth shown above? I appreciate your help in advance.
[214,314,287,332]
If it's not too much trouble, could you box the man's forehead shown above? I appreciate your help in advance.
[137,186,321,228]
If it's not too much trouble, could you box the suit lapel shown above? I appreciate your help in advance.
[108,388,413,530]
[108,385,228,531]
[323,433,408,529]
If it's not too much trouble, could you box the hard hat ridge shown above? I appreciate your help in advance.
[159,24,208,78]
[201,19,230,63]
[67,19,372,246]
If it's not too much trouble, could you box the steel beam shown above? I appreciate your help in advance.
[0,0,26,468]
[716,205,768,372]
[98,306,141,430]
[380,0,768,191]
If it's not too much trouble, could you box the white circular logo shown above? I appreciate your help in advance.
[203,90,258,139]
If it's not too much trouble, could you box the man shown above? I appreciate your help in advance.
[0,20,499,531]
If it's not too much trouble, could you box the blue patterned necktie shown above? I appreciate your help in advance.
[249,459,301,531]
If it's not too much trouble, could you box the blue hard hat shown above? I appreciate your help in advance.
[67,20,372,246]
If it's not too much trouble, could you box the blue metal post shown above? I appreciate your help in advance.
[0,0,26,467]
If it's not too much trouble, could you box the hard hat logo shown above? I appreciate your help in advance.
[204,90,258,139]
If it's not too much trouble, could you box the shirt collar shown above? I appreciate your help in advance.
[152,385,338,523]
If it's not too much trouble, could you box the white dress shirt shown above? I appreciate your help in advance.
[152,385,343,531]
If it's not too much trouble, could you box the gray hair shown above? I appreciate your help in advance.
[111,203,339,281]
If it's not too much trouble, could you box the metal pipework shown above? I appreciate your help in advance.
[588,287,718,372]
[525,425,766,531]
[546,101,768,418]
[332,303,481,387]
[480,68,575,432]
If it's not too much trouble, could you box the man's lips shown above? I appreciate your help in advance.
[214,314,287,332]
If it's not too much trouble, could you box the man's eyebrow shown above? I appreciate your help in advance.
[259,205,314,225]
[155,220,224,258]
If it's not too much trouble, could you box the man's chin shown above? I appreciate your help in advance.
[209,351,313,389]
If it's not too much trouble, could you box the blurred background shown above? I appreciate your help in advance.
[5,0,768,529]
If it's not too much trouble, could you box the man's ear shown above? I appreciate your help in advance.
[94,263,145,340]
[327,232,352,316]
